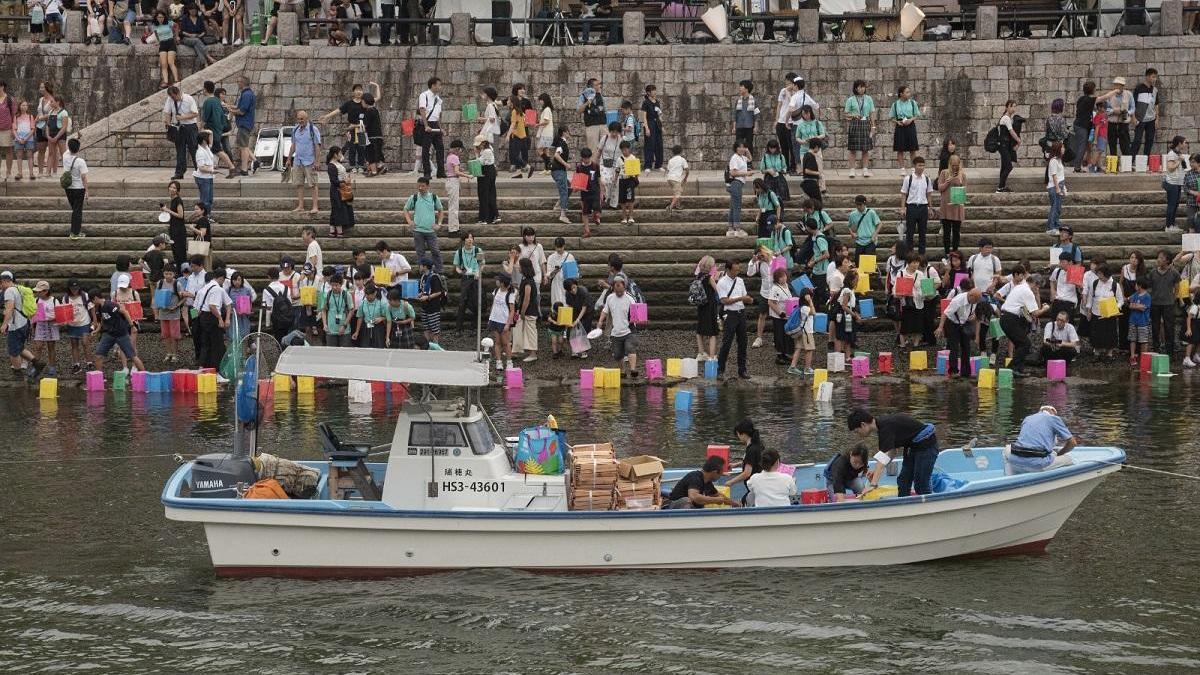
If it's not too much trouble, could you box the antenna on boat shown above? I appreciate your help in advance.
[475,248,485,363]
[961,437,978,457]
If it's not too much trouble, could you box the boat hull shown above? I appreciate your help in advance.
[165,457,1119,576]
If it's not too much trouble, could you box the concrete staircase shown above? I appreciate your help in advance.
[0,169,1179,327]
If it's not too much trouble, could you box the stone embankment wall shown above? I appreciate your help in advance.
[18,35,1200,167]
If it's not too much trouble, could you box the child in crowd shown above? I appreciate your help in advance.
[154,267,184,364]
[1185,290,1200,368]
[621,101,637,147]
[786,286,816,376]
[227,271,255,341]
[30,281,59,377]
[665,145,689,211]
[488,273,515,369]
[385,288,417,349]
[837,269,860,359]
[1090,100,1109,173]
[766,267,793,365]
[417,258,445,344]
[1127,276,1152,365]
[355,282,387,348]
[320,273,353,347]
[617,141,639,225]
[90,289,145,373]
[576,148,601,238]
[61,280,93,374]
[548,302,570,358]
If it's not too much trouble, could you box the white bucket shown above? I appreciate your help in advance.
[816,381,833,402]
[701,4,729,41]
[827,352,845,373]
[1135,155,1149,173]
[1118,155,1132,173]
[681,357,699,379]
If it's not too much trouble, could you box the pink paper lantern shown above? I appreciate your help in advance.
[1046,359,1067,381]
[644,359,663,381]
[579,369,594,389]
[851,356,870,378]
[505,367,524,389]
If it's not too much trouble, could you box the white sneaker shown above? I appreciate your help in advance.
[233,38,243,45]
[1166,226,1183,234]
[697,352,708,361]
[628,217,636,224]
[848,169,856,178]
[863,169,872,177]
[735,229,748,237]
[1045,228,1059,236]
[726,229,736,237]
[620,218,629,224]
[752,337,764,348]
[522,354,538,363]
[216,374,230,384]
[1184,357,1196,368]
[558,214,571,224]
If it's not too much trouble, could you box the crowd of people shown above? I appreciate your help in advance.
[4,65,1199,387]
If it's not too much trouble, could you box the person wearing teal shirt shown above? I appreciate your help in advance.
[452,231,484,332]
[385,287,417,349]
[354,283,388,348]
[890,85,920,169]
[753,178,782,239]
[804,218,831,307]
[848,194,880,260]
[403,177,445,274]
[843,80,876,177]
[792,111,826,158]
[758,139,789,201]
[320,274,353,347]
[769,217,793,261]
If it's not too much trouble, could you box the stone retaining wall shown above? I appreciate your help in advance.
[57,35,1200,167]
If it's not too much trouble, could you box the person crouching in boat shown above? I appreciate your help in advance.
[1006,405,1077,475]
[664,456,739,509]
[747,449,797,507]
[848,407,938,497]
[824,444,871,502]
[724,418,765,495]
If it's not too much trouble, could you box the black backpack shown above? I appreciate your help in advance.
[984,125,1001,153]
[267,286,293,329]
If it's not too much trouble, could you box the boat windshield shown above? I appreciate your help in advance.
[465,418,498,456]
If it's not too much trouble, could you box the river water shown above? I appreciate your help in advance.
[1,374,1198,673]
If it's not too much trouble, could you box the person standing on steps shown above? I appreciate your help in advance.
[319,83,368,173]
[578,77,607,158]
[774,73,798,174]
[403,177,444,274]
[194,131,217,218]
[844,79,875,178]
[199,82,237,177]
[62,138,88,240]
[228,76,256,176]
[889,85,920,170]
[1070,80,1121,173]
[639,84,664,173]
[1163,136,1189,234]
[732,79,759,156]
[899,157,933,256]
[1106,76,1133,159]
[1131,68,1161,158]
[163,85,199,181]
[716,259,753,380]
[726,141,753,237]
[417,77,445,180]
[0,81,13,181]
[995,99,1019,193]
[286,110,322,215]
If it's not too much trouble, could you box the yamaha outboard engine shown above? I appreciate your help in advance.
[189,453,257,498]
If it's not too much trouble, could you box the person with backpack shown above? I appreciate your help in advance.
[995,99,1020,193]
[28,281,59,378]
[1,271,43,381]
[355,280,388,349]
[403,176,444,274]
[848,194,880,264]
[1083,263,1124,360]
[416,257,446,345]
[691,255,720,361]
[752,178,781,240]
[785,285,816,376]
[90,288,146,375]
[800,218,831,309]
[262,266,297,347]
[487,273,515,368]
[317,273,352,347]
[453,231,484,332]
[766,267,794,365]
[61,137,88,240]
[385,287,417,350]
[60,279,93,374]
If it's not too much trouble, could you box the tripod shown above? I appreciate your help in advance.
[1052,0,1088,37]
[540,0,575,45]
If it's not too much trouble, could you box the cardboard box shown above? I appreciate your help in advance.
[618,455,665,480]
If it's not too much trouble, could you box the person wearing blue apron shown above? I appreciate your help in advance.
[847,408,939,496]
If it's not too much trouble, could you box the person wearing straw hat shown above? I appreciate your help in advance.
[1006,406,1077,475]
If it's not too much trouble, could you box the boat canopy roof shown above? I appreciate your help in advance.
[275,347,490,387]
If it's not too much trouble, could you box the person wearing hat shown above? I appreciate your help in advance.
[473,135,500,225]
[1,271,43,381]
[1106,76,1134,158]
[193,267,231,369]
[90,288,146,376]
[143,233,173,285]
[1007,406,1077,475]
[296,261,321,344]
[112,273,142,368]
[28,280,60,377]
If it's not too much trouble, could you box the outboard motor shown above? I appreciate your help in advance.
[189,453,257,498]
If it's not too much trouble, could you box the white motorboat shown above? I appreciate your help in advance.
[162,347,1124,577]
